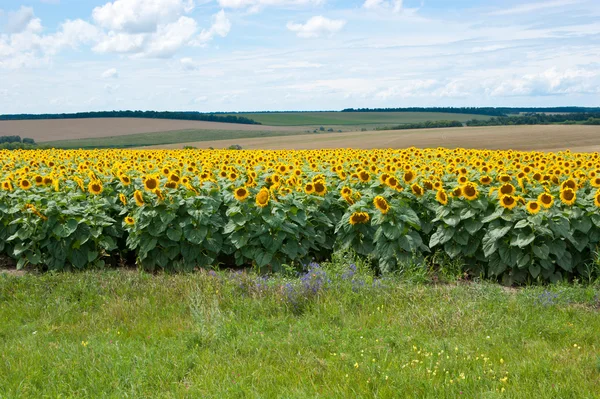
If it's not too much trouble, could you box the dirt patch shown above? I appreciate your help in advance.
[0,256,27,276]
[146,125,600,152]
[0,118,305,143]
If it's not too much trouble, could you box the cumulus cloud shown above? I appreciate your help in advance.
[287,16,346,38]
[101,68,119,78]
[92,0,195,33]
[4,6,40,34]
[363,0,403,13]
[198,10,231,43]
[489,68,600,97]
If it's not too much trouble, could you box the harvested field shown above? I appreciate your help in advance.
[0,118,303,143]
[145,125,600,152]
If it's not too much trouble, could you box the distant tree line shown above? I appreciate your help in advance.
[0,135,39,150]
[0,111,261,125]
[466,112,600,126]
[342,107,600,117]
[378,120,464,131]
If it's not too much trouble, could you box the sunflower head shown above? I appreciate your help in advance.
[349,211,370,225]
[314,181,327,196]
[559,188,576,206]
[594,189,600,208]
[305,183,315,194]
[526,200,541,214]
[134,190,145,206]
[436,189,448,205]
[119,193,127,205]
[373,196,390,214]
[255,188,270,207]
[144,176,159,191]
[479,176,492,185]
[88,181,103,195]
[124,216,135,226]
[19,178,32,190]
[358,170,371,183]
[234,186,250,201]
[538,192,554,208]
[2,180,13,191]
[411,183,423,196]
[499,183,515,196]
[462,183,479,200]
[499,194,517,210]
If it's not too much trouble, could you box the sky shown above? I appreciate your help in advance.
[0,0,599,113]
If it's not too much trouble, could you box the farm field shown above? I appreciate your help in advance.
[148,125,600,152]
[0,118,304,143]
[1,269,599,398]
[223,111,490,126]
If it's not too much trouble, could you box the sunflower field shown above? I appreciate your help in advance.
[1,147,600,283]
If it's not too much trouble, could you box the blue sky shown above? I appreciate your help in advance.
[0,0,599,113]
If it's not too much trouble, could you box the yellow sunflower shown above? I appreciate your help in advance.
[526,200,541,214]
[314,181,327,196]
[234,186,250,201]
[594,189,600,208]
[559,188,576,206]
[119,193,127,206]
[255,187,270,207]
[305,183,315,194]
[144,176,159,191]
[499,194,517,210]
[88,181,103,195]
[124,216,135,226]
[19,178,32,190]
[373,196,390,214]
[349,211,370,225]
[134,190,145,206]
[538,192,554,208]
[411,183,423,196]
[462,182,479,200]
[436,189,448,205]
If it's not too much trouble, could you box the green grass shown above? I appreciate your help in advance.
[1,264,599,398]
[224,112,491,126]
[43,129,304,149]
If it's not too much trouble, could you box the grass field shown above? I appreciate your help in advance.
[1,263,599,398]
[147,124,600,152]
[224,112,490,126]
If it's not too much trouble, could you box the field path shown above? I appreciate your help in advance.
[144,125,600,152]
[0,118,302,142]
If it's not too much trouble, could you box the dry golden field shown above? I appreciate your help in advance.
[145,125,600,152]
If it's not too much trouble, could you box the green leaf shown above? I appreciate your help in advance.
[488,254,507,276]
[255,251,273,267]
[533,244,550,260]
[481,207,504,223]
[488,224,512,240]
[464,219,483,235]
[185,225,208,244]
[573,217,592,234]
[443,214,460,227]
[529,263,541,278]
[514,219,529,229]
[167,227,182,242]
[53,218,78,238]
[510,232,535,248]
[139,237,158,258]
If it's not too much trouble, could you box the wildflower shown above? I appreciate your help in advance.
[373,196,390,214]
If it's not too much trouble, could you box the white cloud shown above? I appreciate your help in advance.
[101,68,119,78]
[218,0,323,11]
[198,10,231,43]
[487,0,582,16]
[4,6,39,33]
[268,61,323,69]
[363,0,403,13]
[287,16,346,38]
[92,0,195,33]
[489,68,600,97]
[143,16,198,57]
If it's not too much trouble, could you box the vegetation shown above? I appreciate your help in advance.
[343,107,600,117]
[466,112,600,127]
[0,135,40,150]
[1,262,599,398]
[0,110,260,125]
[222,112,489,126]
[379,120,463,130]
[2,147,600,285]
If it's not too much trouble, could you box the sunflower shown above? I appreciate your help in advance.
[436,189,448,205]
[119,174,131,185]
[594,189,600,208]
[591,177,600,188]
[452,186,463,198]
[124,216,135,226]
[165,181,178,189]
[88,181,103,195]
[169,173,181,183]
[538,192,554,208]
[526,200,541,214]
[234,186,250,201]
[479,176,492,185]
[462,183,479,200]
[411,183,423,196]
[119,193,127,206]
[559,188,576,206]
[373,196,390,214]
[305,183,315,194]
[403,170,415,183]
[2,180,13,191]
[144,176,159,191]
[499,183,516,196]
[255,187,270,207]
[134,190,145,206]
[349,211,370,225]
[19,178,32,190]
[499,194,517,210]
[314,181,327,196]
[34,175,43,185]
[358,170,371,183]
[340,186,352,197]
